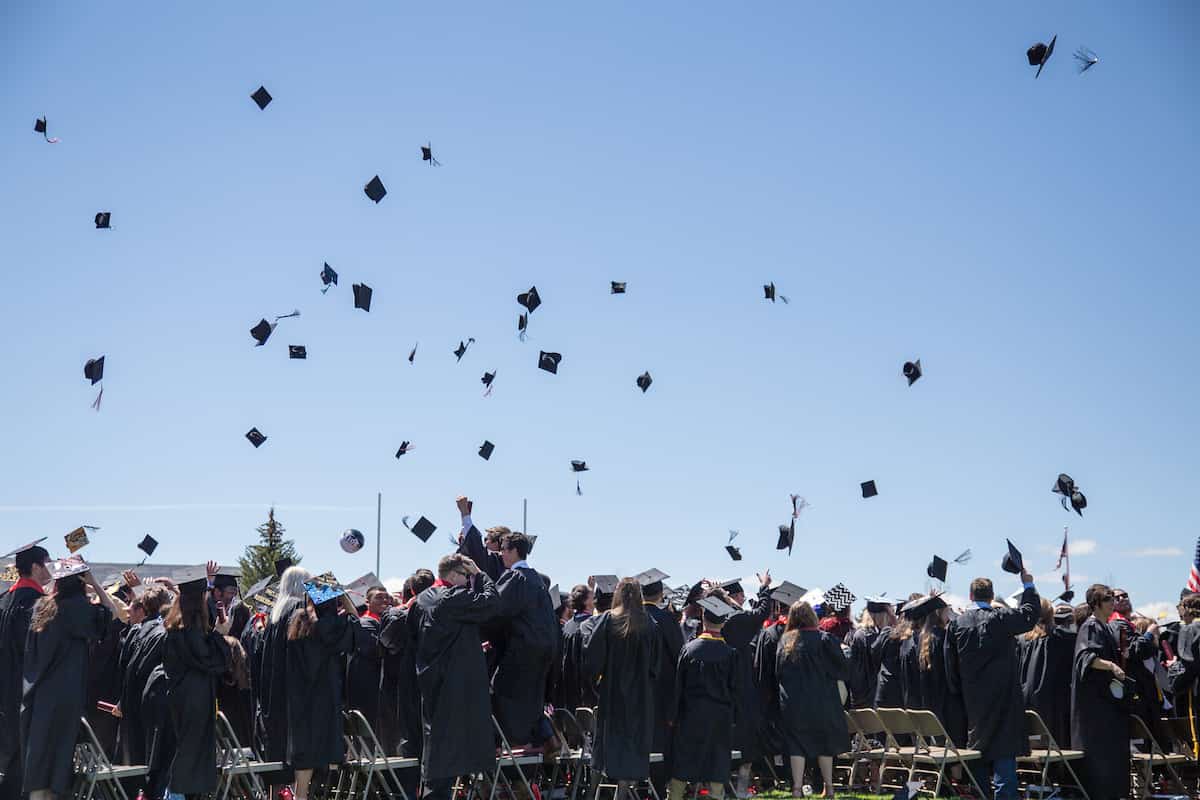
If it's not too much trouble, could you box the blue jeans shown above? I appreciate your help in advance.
[979,757,1018,800]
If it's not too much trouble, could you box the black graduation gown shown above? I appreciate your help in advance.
[164,626,230,795]
[1168,620,1200,754]
[87,616,126,759]
[21,593,112,795]
[141,663,173,800]
[776,629,851,758]
[0,583,42,798]
[943,588,1039,761]
[583,612,660,780]
[287,609,355,769]
[557,612,592,711]
[1018,628,1074,747]
[459,525,505,582]
[119,615,168,765]
[722,594,769,760]
[259,598,302,765]
[872,629,905,708]
[380,605,418,756]
[752,620,785,757]
[239,615,265,749]
[1070,616,1129,800]
[846,626,882,710]
[490,565,559,745]
[345,613,384,735]
[1126,630,1170,751]
[897,632,922,709]
[409,574,500,782]
[670,635,739,783]
[646,604,685,760]
[915,628,967,746]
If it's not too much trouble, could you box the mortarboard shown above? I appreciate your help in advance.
[408,342,417,364]
[698,595,739,622]
[421,143,441,167]
[478,440,494,460]
[404,516,437,542]
[1052,473,1087,516]
[517,286,541,314]
[320,262,338,293]
[518,313,527,339]
[591,575,619,595]
[137,534,158,558]
[861,480,878,499]
[776,521,795,555]
[636,371,653,393]
[481,371,496,396]
[84,356,105,385]
[454,338,475,362]
[570,460,589,473]
[901,593,947,620]
[352,283,373,312]
[927,555,948,582]
[364,175,387,203]
[720,578,745,596]
[3,538,49,560]
[395,441,413,458]
[864,595,893,613]
[304,580,345,606]
[34,116,59,143]
[903,359,922,386]
[250,319,275,346]
[245,428,267,448]
[1001,539,1024,574]
[1027,34,1057,79]
[274,558,293,577]
[824,583,857,613]
[764,282,776,302]
[251,86,272,110]
[635,568,669,588]
[49,555,90,580]
[725,545,742,561]
[95,212,112,229]
[611,281,626,294]
[289,345,307,359]
[538,351,562,374]
[64,526,96,553]
[771,581,807,607]
[1057,589,1075,604]
[174,565,209,594]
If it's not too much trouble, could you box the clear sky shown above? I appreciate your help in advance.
[2,2,1197,614]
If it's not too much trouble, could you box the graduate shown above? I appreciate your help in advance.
[259,566,313,790]
[345,585,389,738]
[582,578,661,792]
[116,583,171,766]
[1017,599,1073,747]
[0,542,50,800]
[715,576,772,798]
[751,592,790,767]
[578,578,616,707]
[1167,593,1200,756]
[872,597,915,708]
[667,589,741,800]
[1070,584,1131,800]
[380,570,433,758]
[639,573,683,796]
[847,598,893,710]
[286,581,358,800]
[21,559,123,800]
[162,569,231,800]
[775,600,850,799]
[555,584,593,711]
[456,496,506,582]
[896,602,926,710]
[407,554,499,800]
[910,595,967,746]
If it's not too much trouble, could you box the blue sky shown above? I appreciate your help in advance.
[2,2,1197,612]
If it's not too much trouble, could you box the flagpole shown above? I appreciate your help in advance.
[376,492,382,578]
[523,498,528,535]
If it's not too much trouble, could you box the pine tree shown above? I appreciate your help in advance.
[238,507,302,587]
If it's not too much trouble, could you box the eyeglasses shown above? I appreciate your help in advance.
[1114,593,1129,600]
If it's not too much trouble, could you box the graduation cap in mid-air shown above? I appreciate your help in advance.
[725,530,741,561]
[250,85,272,110]
[777,522,795,555]
[538,351,562,374]
[611,281,626,294]
[64,525,97,554]
[1052,473,1087,516]
[408,343,417,364]
[481,371,496,396]
[352,283,373,312]
[903,359,922,386]
[364,175,387,203]
[636,371,653,393]
[1027,34,1057,79]
[403,515,437,542]
[95,212,112,229]
[245,427,267,448]
[137,534,158,559]
[478,440,494,461]
[518,286,542,314]
[861,480,878,499]
[1001,539,1025,575]
[395,441,413,458]
[763,282,790,304]
[1058,588,1076,604]
[421,142,441,166]
[250,320,275,346]
[454,338,475,362]
[33,117,59,143]
[84,356,105,385]
[288,345,307,359]
[927,550,969,583]
[517,313,528,340]
[570,460,589,473]
[320,263,338,294]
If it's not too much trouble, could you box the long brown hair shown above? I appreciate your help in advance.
[1023,599,1055,641]
[30,576,85,633]
[781,600,819,656]
[165,588,211,632]
[287,598,317,640]
[610,578,649,637]
[917,612,945,671]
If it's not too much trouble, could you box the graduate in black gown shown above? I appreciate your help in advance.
[345,585,390,739]
[0,541,50,800]
[259,566,313,790]
[873,596,919,708]
[640,576,683,796]
[380,569,434,758]
[909,596,966,746]
[117,583,171,766]
[583,578,661,790]
[668,589,741,800]
[286,581,358,800]
[716,576,771,797]
[408,553,499,800]
[1070,584,1130,800]
[579,578,617,707]
[775,601,850,798]
[555,585,593,711]
[162,571,231,800]
[1017,599,1074,747]
[847,600,893,710]
[1168,594,1200,757]
[86,609,127,761]
[752,597,787,768]
[21,560,121,799]
[456,496,506,582]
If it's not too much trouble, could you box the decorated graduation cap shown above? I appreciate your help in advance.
[64,525,98,554]
[591,574,619,596]
[824,583,857,613]
[33,116,59,143]
[352,283,373,312]
[481,371,496,396]
[403,515,437,543]
[636,371,653,393]
[611,281,626,294]
[95,212,112,229]
[250,85,272,109]
[901,593,947,620]
[364,175,387,203]
[454,338,475,362]
[289,345,307,359]
[538,351,562,374]
[304,580,345,606]
[320,262,338,293]
[861,480,878,499]
[478,440,495,460]
[770,580,807,607]
[1052,473,1087,516]
[245,427,267,448]
[1001,539,1025,575]
[698,594,739,623]
[635,568,669,594]
[340,529,365,554]
[421,142,441,166]
[49,555,90,580]
[1027,34,1057,78]
[395,441,413,458]
[903,359,922,386]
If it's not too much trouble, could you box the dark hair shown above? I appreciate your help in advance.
[287,598,317,640]
[1024,598,1055,641]
[970,578,994,602]
[411,569,434,594]
[781,601,820,656]
[1180,595,1200,623]
[366,585,388,599]
[165,588,211,632]
[500,532,532,560]
[30,576,85,633]
[1085,583,1112,612]
[611,578,649,637]
[569,584,592,613]
[223,635,250,690]
[15,546,49,577]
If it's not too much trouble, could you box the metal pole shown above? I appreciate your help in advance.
[376,492,382,578]
[523,498,527,535]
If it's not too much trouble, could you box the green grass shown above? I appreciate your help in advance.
[754,792,891,800]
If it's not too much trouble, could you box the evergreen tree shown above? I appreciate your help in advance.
[238,507,302,587]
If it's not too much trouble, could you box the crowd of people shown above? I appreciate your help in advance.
[1,496,1198,800]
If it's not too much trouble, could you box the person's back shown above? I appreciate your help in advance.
[0,544,48,800]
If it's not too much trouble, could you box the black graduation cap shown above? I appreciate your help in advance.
[720,577,745,596]
[635,568,669,589]
[34,116,58,142]
[478,440,494,460]
[136,534,158,560]
[421,143,441,166]
[538,351,562,374]
[175,565,210,595]
[395,441,412,458]
[764,282,776,302]
[1001,539,1024,575]
[927,555,948,583]
[289,345,307,359]
[320,263,338,293]
[592,575,620,596]
[408,343,417,364]
[352,283,373,312]
[84,356,105,385]
[404,515,437,542]
[636,371,653,393]
[454,338,475,361]
[517,314,528,338]
[481,371,496,396]
[903,359,922,386]
[902,593,947,620]
[776,521,795,555]
[570,460,589,473]
[771,581,807,607]
[250,319,275,346]
[1058,589,1076,604]
[245,427,267,448]
[611,281,626,294]
[364,175,387,203]
[1052,473,1087,516]
[1027,34,1057,78]
[698,595,739,622]
[95,212,111,229]
[861,480,878,499]
[864,595,893,613]
[274,558,293,577]
[518,286,541,314]
[725,545,742,561]
[2,537,49,560]
[251,86,273,110]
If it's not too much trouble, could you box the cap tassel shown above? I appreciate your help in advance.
[576,480,582,496]
[274,309,301,321]
[91,386,103,411]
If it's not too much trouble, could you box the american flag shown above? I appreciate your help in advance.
[1187,536,1200,594]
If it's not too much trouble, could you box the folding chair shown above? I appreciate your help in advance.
[73,717,148,800]
[872,708,922,790]
[845,708,904,793]
[550,709,588,800]
[214,710,269,800]
[487,714,544,800]
[340,709,412,800]
[1015,709,1088,800]
[1130,714,1189,799]
[904,709,986,798]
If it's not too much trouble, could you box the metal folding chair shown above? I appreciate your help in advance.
[72,717,148,800]
[214,710,270,800]
[340,709,412,800]
[1130,714,1189,799]
[1015,709,1088,800]
[843,708,896,792]
[904,709,986,798]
